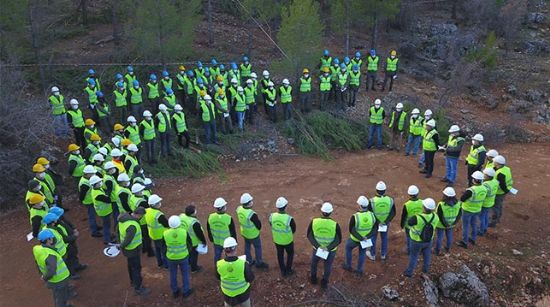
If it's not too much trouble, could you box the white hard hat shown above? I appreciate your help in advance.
[214,197,227,208]
[448,125,460,133]
[471,171,484,181]
[131,183,145,194]
[396,103,403,110]
[83,165,96,174]
[168,215,181,228]
[356,196,369,208]
[240,193,253,204]
[424,109,433,116]
[486,149,499,158]
[407,185,419,195]
[98,147,108,156]
[483,168,496,177]
[237,86,244,92]
[159,104,167,112]
[127,144,138,152]
[111,137,121,147]
[411,108,420,115]
[231,78,238,84]
[174,104,183,111]
[472,134,484,142]
[262,70,270,77]
[111,148,122,157]
[422,198,436,210]
[223,237,238,249]
[250,72,257,78]
[493,155,506,165]
[443,187,456,197]
[148,194,162,206]
[143,110,152,117]
[426,119,436,127]
[69,99,79,106]
[376,181,387,191]
[276,197,288,209]
[268,81,274,87]
[103,161,116,170]
[374,99,382,105]
[204,95,212,101]
[246,79,253,84]
[93,153,104,162]
[89,175,102,186]
[51,86,59,92]
[321,202,333,214]
[127,116,137,123]
[282,78,290,85]
[117,173,130,182]
[144,178,152,185]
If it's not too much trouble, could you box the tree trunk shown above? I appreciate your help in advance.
[345,0,350,55]
[207,0,213,46]
[111,0,121,47]
[81,0,88,26]
[27,0,47,92]
[371,12,378,50]
[157,0,164,64]
[247,20,253,58]
[452,0,457,20]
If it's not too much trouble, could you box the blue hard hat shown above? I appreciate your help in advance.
[127,65,134,72]
[49,206,64,218]
[88,79,96,86]
[243,56,249,62]
[323,49,329,56]
[197,61,203,68]
[204,67,210,74]
[37,229,55,242]
[355,51,361,58]
[115,73,123,80]
[187,70,194,77]
[162,70,169,77]
[133,80,139,87]
[344,56,350,64]
[333,58,340,65]
[150,73,157,80]
[166,88,173,95]
[219,64,225,70]
[42,213,58,225]
[211,58,218,65]
[197,77,204,85]
[88,69,95,75]
[353,64,359,71]
[116,81,124,88]
[370,49,376,56]
[231,62,237,70]
[340,63,346,69]
[96,91,104,97]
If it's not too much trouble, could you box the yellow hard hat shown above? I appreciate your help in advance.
[322,67,330,73]
[390,50,397,56]
[200,90,206,97]
[179,65,185,71]
[68,144,80,152]
[29,194,46,205]
[303,68,309,74]
[32,163,46,173]
[37,157,49,165]
[121,138,132,146]
[216,75,224,82]
[217,88,225,96]
[113,123,124,131]
[85,119,95,126]
[90,133,101,141]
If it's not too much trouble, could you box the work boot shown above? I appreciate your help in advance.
[191,266,203,273]
[321,279,329,289]
[135,287,151,296]
[419,169,427,174]
[441,177,449,182]
[91,232,102,238]
[381,254,388,261]
[172,290,180,298]
[405,153,410,156]
[457,241,468,249]
[425,174,432,178]
[75,264,88,271]
[310,275,318,285]
[366,250,376,261]
[256,262,269,269]
[285,269,295,277]
[70,274,80,280]
[182,289,194,298]
[341,264,352,272]
[468,239,476,246]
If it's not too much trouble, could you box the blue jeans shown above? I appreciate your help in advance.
[244,237,263,265]
[203,121,217,144]
[236,111,245,131]
[100,214,111,244]
[419,152,425,165]
[53,114,69,137]
[435,228,453,253]
[404,241,432,276]
[86,205,98,233]
[153,239,167,267]
[168,257,190,294]
[405,228,411,254]
[368,124,383,149]
[462,211,479,243]
[405,134,421,155]
[344,238,367,272]
[370,222,389,257]
[445,156,459,183]
[479,207,490,235]
[310,249,336,282]
[213,245,223,264]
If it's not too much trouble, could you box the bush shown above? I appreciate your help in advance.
[466,31,498,69]
[143,146,222,178]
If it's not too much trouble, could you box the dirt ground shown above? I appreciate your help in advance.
[1,142,549,306]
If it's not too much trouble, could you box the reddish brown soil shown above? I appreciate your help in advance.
[1,143,549,306]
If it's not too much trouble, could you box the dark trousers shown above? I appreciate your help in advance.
[467,164,479,186]
[310,249,336,282]
[189,245,200,271]
[153,239,167,267]
[98,116,112,135]
[246,104,255,125]
[336,89,347,110]
[382,72,396,91]
[73,127,85,148]
[320,91,330,110]
[424,150,436,175]
[275,243,294,275]
[159,131,172,157]
[366,72,377,90]
[140,225,154,256]
[267,105,277,122]
[219,115,233,134]
[177,89,186,105]
[203,121,217,144]
[282,103,292,120]
[491,194,506,225]
[116,106,128,126]
[130,104,144,121]
[349,85,358,107]
[48,279,70,307]
[300,92,311,112]
[177,130,190,148]
[66,242,81,275]
[143,139,155,163]
[148,97,160,114]
[126,253,143,290]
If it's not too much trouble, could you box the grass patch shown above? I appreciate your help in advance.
[143,145,222,178]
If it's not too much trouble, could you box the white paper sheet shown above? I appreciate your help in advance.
[378,224,388,232]
[26,232,33,242]
[316,247,329,260]
[510,188,518,195]
[196,244,208,255]
[238,255,247,261]
[360,239,373,249]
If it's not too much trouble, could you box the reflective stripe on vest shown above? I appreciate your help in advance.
[237,206,259,239]
[367,56,379,71]
[466,145,486,165]
[312,217,337,250]
[145,208,166,240]
[68,109,84,128]
[164,227,189,260]
[208,213,231,246]
[280,86,292,103]
[140,120,155,141]
[216,259,250,297]
[49,95,66,115]
[369,106,384,125]
[119,219,142,250]
[270,212,293,245]
[371,196,393,223]
[423,129,438,151]
[172,112,187,133]
[462,185,487,213]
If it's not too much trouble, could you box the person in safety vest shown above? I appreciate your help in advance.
[110,148,126,175]
[466,134,486,186]
[130,183,155,257]
[175,66,187,105]
[36,157,63,208]
[78,166,101,237]
[366,49,379,92]
[103,161,120,222]
[419,119,439,178]
[33,229,74,306]
[67,99,86,147]
[128,80,144,121]
[244,78,257,125]
[351,51,363,69]
[366,181,395,261]
[199,95,220,145]
[29,193,49,238]
[457,171,487,249]
[240,56,252,80]
[145,194,169,268]
[84,76,100,122]
[319,49,332,72]
[49,86,70,138]
[319,67,332,110]
[32,164,55,209]
[405,108,423,157]
[307,202,342,289]
[216,237,255,307]
[124,144,140,179]
[237,193,269,269]
[171,104,190,148]
[485,149,498,170]
[479,168,498,236]
[280,79,293,120]
[417,109,433,168]
[388,102,407,151]
[124,66,137,91]
[382,50,399,92]
[400,185,423,255]
[342,196,377,275]
[165,215,194,299]
[118,207,151,296]
[265,81,278,122]
[335,63,348,110]
[299,68,312,113]
[26,178,49,211]
[367,99,385,149]
[234,86,247,131]
[42,213,68,263]
[113,81,128,124]
[90,175,115,245]
[140,110,157,164]
[145,74,161,114]
[330,58,340,101]
[490,155,514,227]
[442,125,465,186]
[348,64,361,107]
[403,198,439,277]
[208,197,237,264]
[435,187,461,255]
[260,70,272,114]
[156,104,172,157]
[269,197,296,277]
[95,91,112,135]
[180,205,207,273]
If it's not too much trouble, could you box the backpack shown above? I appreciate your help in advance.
[419,214,435,242]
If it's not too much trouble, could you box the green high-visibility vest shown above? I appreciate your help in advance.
[462,185,487,213]
[367,56,379,72]
[207,212,232,246]
[300,77,311,92]
[409,117,423,136]
[96,103,110,118]
[229,70,241,84]
[91,187,113,217]
[320,57,332,70]
[447,135,464,147]
[389,111,407,131]
[270,212,293,245]
[320,75,331,91]
[164,227,189,260]
[34,178,54,204]
[78,177,93,205]
[423,129,438,152]
[403,199,424,229]
[330,66,339,81]
[265,88,276,106]
[145,208,166,240]
[84,86,98,104]
[485,161,494,170]
[338,72,348,88]
[128,196,146,226]
[371,195,393,223]
[46,226,67,257]
[129,87,143,104]
[369,106,384,125]
[386,57,398,72]
[280,86,292,104]
[216,96,228,113]
[351,58,363,68]
[43,173,56,195]
[156,112,171,133]
[85,77,102,91]
[244,86,255,105]
[140,120,156,140]
[211,67,220,77]
[200,101,216,122]
[466,145,486,166]
[125,125,141,145]
[116,186,132,213]
[349,71,361,86]
[216,259,250,297]
[235,93,246,112]
[29,206,48,226]
[410,212,438,242]
[147,82,160,99]
[114,89,128,107]
[84,127,98,144]
[67,109,84,128]
[482,179,499,208]
[161,78,173,93]
[124,74,136,88]
[312,217,337,251]
[103,174,118,202]
[236,206,260,239]
[220,72,229,87]
[49,95,66,115]
[164,94,176,110]
[119,219,142,250]
[179,214,202,246]
[240,63,252,77]
[495,166,513,195]
[125,155,139,178]
[176,74,186,90]
[32,245,70,283]
[436,201,461,229]
[85,143,99,162]
[183,77,194,94]
[350,211,376,242]
[172,112,187,133]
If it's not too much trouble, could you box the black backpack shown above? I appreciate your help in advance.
[419,214,435,242]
